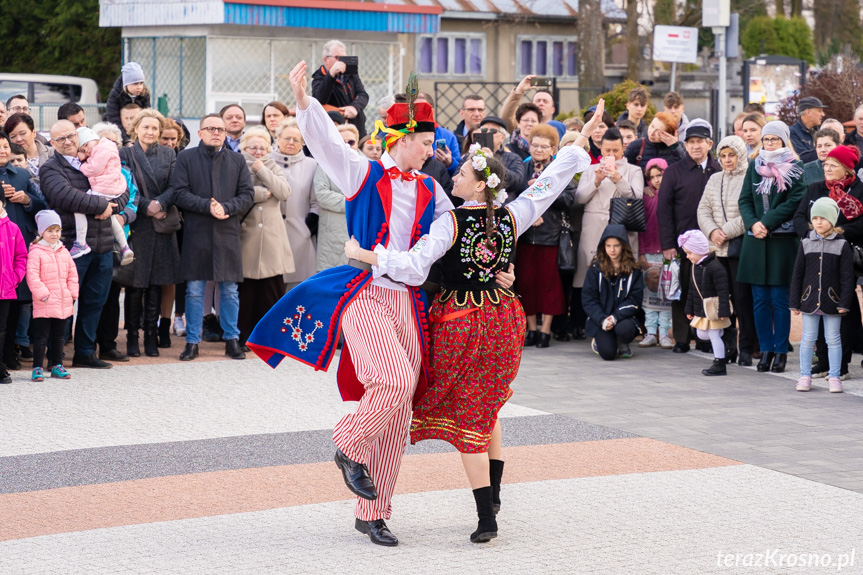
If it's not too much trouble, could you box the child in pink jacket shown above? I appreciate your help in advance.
[0,198,27,384]
[73,127,134,265]
[26,210,79,381]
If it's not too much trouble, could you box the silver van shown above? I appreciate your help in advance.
[0,73,101,130]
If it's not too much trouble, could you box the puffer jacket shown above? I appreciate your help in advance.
[685,252,732,319]
[313,165,348,272]
[80,138,126,197]
[0,216,27,299]
[27,240,79,319]
[697,136,749,257]
[790,230,855,315]
[103,75,151,131]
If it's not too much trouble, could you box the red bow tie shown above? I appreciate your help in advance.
[385,166,416,182]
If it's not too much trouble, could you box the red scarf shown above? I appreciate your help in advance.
[826,175,863,220]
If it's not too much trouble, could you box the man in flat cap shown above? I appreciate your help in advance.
[790,96,827,163]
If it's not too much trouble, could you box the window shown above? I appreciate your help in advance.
[33,83,80,104]
[517,36,578,79]
[416,33,485,78]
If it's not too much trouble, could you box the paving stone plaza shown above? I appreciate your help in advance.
[1,339,861,574]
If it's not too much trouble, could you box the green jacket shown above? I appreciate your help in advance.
[737,160,807,286]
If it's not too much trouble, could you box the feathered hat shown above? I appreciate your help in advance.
[370,72,435,151]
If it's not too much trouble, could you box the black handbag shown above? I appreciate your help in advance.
[609,193,646,232]
[557,214,575,271]
[129,150,182,234]
[719,174,743,258]
[759,189,796,237]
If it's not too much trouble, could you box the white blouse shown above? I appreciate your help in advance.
[373,144,592,286]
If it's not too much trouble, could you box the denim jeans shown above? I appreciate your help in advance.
[15,302,31,346]
[799,313,842,378]
[644,309,672,336]
[73,250,114,356]
[185,280,239,344]
[751,285,790,354]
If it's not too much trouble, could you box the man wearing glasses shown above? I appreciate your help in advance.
[39,119,130,369]
[312,40,369,138]
[455,94,486,150]
[148,114,255,361]
[476,115,524,191]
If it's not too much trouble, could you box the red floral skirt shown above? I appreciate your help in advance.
[410,292,527,453]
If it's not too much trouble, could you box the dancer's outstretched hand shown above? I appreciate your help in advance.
[289,61,310,111]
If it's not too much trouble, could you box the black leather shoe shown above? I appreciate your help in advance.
[5,356,21,370]
[553,330,571,342]
[355,518,398,546]
[523,330,538,347]
[0,367,10,384]
[179,343,199,361]
[536,332,551,348]
[71,353,112,369]
[702,358,727,376]
[672,343,690,353]
[725,349,738,364]
[771,353,787,373]
[99,348,129,362]
[225,339,246,360]
[16,345,33,359]
[737,352,753,367]
[334,449,377,500]
[756,352,775,373]
[573,327,586,340]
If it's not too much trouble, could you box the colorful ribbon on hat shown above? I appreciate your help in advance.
[369,118,418,151]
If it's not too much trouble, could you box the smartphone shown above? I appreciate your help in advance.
[473,131,494,150]
[336,55,359,75]
[603,156,616,172]
[530,76,552,88]
[435,139,447,151]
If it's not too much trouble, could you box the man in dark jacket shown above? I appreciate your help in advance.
[479,116,525,192]
[657,119,720,353]
[311,40,369,139]
[151,114,254,361]
[790,97,826,163]
[40,120,129,369]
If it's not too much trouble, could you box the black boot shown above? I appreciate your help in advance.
[702,358,727,376]
[0,364,11,384]
[573,326,586,340]
[470,486,498,543]
[158,317,172,349]
[144,328,160,357]
[202,314,223,342]
[536,332,551,348]
[225,338,246,360]
[737,351,752,366]
[179,343,199,361]
[771,353,787,373]
[126,332,141,358]
[523,330,538,347]
[756,352,775,373]
[489,459,504,515]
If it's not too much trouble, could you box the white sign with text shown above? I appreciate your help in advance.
[653,25,699,64]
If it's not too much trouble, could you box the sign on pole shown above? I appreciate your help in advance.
[653,26,699,64]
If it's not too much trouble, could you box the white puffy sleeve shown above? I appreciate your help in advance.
[297,98,370,199]
[507,145,591,236]
[372,211,456,286]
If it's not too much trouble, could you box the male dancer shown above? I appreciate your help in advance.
[249,62,512,546]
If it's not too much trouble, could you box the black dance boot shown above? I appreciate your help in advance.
[702,358,727,376]
[470,486,498,543]
[158,317,172,349]
[144,328,160,357]
[523,330,538,347]
[126,332,141,358]
[756,352,775,373]
[771,353,787,373]
[489,459,505,515]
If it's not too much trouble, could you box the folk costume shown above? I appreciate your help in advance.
[248,95,453,525]
[371,144,591,453]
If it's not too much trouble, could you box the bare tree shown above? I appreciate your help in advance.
[625,0,640,81]
[578,0,606,105]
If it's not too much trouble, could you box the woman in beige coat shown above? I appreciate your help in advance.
[238,126,294,344]
[573,128,644,290]
[697,134,754,365]
[272,119,318,290]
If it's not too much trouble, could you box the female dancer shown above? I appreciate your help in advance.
[344,100,600,543]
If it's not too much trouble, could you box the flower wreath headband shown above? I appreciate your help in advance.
[468,143,507,204]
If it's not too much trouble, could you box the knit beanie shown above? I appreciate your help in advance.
[811,197,840,227]
[644,157,668,175]
[35,210,62,236]
[76,127,99,147]
[761,121,790,147]
[122,62,145,87]
[826,145,860,174]
[677,229,710,256]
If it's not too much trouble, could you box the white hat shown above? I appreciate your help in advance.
[76,127,99,147]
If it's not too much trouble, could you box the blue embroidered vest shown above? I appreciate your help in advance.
[248,160,437,401]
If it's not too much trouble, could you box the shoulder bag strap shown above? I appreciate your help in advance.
[128,150,150,200]
[636,138,646,163]
[691,264,705,301]
[719,173,729,223]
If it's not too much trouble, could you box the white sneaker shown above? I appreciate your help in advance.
[638,334,657,348]
[173,316,186,337]
[659,335,675,349]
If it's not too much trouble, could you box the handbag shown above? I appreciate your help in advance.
[691,265,733,321]
[759,190,795,237]
[129,150,182,234]
[852,243,863,277]
[112,241,136,286]
[557,214,575,271]
[609,172,646,232]
[719,174,743,258]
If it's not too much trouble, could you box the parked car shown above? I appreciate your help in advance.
[0,73,101,130]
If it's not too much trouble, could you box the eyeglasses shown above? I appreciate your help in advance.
[280,137,302,144]
[463,107,485,113]
[246,146,268,153]
[480,128,499,134]
[9,106,30,114]
[345,139,357,147]
[53,133,78,144]
[761,136,782,144]
[201,126,226,134]
[530,144,552,151]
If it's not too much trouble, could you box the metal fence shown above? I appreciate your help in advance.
[125,37,207,119]
[28,104,107,133]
